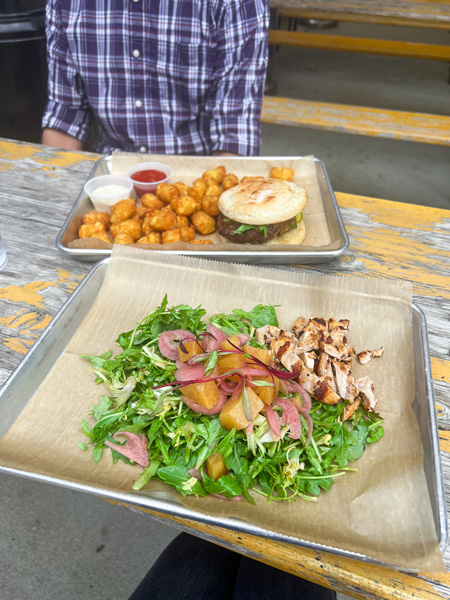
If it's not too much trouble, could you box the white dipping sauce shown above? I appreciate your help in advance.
[91,184,130,200]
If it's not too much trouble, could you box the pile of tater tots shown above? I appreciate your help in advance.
[78,166,295,246]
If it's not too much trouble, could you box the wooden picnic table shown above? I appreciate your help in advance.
[270,0,450,29]
[0,138,449,599]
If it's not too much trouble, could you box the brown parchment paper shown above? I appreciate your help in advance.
[0,246,444,571]
[69,152,333,251]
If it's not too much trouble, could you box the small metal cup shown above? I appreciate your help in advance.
[0,232,8,271]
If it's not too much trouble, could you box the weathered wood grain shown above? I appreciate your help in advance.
[1,139,449,600]
[261,97,450,145]
[271,0,450,28]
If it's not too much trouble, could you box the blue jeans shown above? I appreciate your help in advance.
[129,533,337,600]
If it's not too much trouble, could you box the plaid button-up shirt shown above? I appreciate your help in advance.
[42,0,270,155]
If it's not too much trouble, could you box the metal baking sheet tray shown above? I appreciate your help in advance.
[0,258,447,567]
[56,155,349,265]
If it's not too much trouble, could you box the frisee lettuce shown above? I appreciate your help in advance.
[80,297,384,503]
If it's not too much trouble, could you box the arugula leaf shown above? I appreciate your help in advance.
[157,465,208,497]
[233,224,268,238]
[202,474,242,498]
[232,304,279,328]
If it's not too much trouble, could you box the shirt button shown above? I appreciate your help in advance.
[135,99,142,108]
[132,49,140,58]
[139,146,147,153]
[132,0,139,2]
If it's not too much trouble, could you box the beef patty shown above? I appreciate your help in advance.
[217,214,296,244]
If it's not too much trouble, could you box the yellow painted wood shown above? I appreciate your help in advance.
[268,30,450,61]
[106,499,449,600]
[277,9,450,29]
[439,430,450,454]
[261,97,450,145]
[272,0,450,29]
[2,140,449,600]
[334,193,450,298]
[432,357,450,385]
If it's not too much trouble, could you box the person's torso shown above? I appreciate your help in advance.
[60,0,222,153]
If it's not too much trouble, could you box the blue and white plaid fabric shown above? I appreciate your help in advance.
[42,0,270,155]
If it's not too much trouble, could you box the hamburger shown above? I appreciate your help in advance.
[217,178,308,245]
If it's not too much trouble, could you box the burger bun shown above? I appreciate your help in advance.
[218,178,307,225]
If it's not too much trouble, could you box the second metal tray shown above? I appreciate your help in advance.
[0,258,446,569]
[56,155,349,264]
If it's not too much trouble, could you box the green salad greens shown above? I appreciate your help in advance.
[79,296,384,503]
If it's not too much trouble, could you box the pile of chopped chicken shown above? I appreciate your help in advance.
[255,317,384,421]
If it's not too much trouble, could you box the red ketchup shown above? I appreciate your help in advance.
[131,169,167,196]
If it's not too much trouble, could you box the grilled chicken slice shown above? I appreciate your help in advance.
[354,377,378,411]
[313,380,340,405]
[316,352,329,377]
[291,316,309,336]
[323,364,337,393]
[300,351,316,372]
[255,325,281,345]
[305,317,328,333]
[372,347,384,358]
[357,350,372,365]
[295,330,321,354]
[343,397,361,421]
[270,335,301,373]
[334,357,353,375]
[333,362,358,401]
[328,318,350,332]
[320,338,348,360]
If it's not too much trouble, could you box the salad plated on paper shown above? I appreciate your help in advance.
[79,296,384,504]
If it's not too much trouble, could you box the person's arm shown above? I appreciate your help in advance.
[206,0,270,156]
[42,129,83,150]
[41,0,92,149]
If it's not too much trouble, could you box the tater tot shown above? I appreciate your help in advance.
[175,215,189,228]
[205,182,222,197]
[222,174,239,191]
[147,209,177,231]
[110,198,136,224]
[141,193,165,210]
[201,195,220,217]
[113,233,135,245]
[170,194,201,216]
[190,210,216,235]
[156,183,179,202]
[109,223,119,238]
[78,222,106,239]
[202,167,225,183]
[111,219,142,241]
[270,167,295,181]
[190,178,207,199]
[82,211,111,228]
[179,226,196,242]
[162,229,182,244]
[141,213,155,235]
[174,181,189,195]
[241,176,264,184]
[136,232,162,244]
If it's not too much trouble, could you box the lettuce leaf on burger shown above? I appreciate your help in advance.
[217,178,307,245]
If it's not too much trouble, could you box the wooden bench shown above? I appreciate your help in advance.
[271,0,450,30]
[268,30,450,62]
[264,1,450,144]
[260,97,450,145]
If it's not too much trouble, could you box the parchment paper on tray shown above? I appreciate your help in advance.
[0,245,444,571]
[69,153,332,251]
